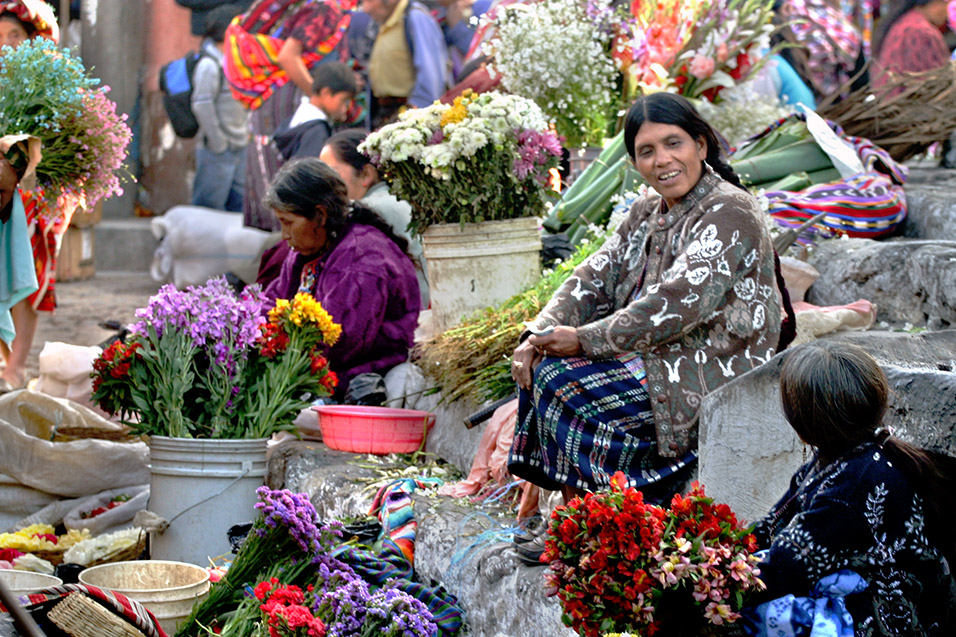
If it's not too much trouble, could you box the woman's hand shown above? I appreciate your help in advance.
[528,326,583,358]
[511,340,542,390]
[512,326,583,389]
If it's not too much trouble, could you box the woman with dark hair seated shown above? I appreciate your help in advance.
[320,129,429,308]
[262,158,421,400]
[744,341,956,635]
[509,93,788,557]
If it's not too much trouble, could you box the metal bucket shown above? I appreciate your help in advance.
[148,436,267,566]
[79,559,209,634]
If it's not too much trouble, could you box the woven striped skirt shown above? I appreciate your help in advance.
[508,352,696,499]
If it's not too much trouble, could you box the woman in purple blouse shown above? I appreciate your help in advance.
[262,158,421,399]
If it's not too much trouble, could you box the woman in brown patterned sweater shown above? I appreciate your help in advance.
[509,93,784,509]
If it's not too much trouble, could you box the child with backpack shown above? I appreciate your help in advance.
[272,62,357,162]
[190,4,249,212]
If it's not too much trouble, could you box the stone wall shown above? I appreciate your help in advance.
[699,330,956,523]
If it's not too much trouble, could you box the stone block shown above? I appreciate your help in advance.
[421,389,488,475]
[413,494,575,637]
[699,331,956,523]
[902,184,956,240]
[95,218,158,272]
[267,441,378,522]
[806,238,956,329]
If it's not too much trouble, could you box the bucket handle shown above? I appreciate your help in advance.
[155,462,253,532]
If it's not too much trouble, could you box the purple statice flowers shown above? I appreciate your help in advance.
[255,487,344,560]
[132,277,265,373]
[514,128,564,182]
[364,585,438,637]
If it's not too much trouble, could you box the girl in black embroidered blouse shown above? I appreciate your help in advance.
[749,341,956,635]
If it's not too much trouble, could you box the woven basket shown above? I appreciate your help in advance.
[48,591,147,637]
[32,548,66,566]
[86,532,147,568]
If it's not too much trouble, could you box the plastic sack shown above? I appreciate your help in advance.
[343,373,387,406]
[0,390,149,497]
[33,342,102,410]
[150,205,279,288]
[62,485,149,536]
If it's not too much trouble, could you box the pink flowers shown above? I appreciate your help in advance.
[689,54,716,79]
[514,129,564,181]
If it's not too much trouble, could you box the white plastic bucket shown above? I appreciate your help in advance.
[0,570,62,595]
[78,559,210,634]
[422,217,541,332]
[148,437,267,566]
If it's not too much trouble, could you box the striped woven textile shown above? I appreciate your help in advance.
[15,584,165,637]
[333,540,464,636]
[765,171,907,243]
[368,477,443,565]
[223,0,353,110]
[742,114,909,244]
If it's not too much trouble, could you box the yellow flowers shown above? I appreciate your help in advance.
[268,293,342,346]
[439,89,475,128]
[0,524,82,553]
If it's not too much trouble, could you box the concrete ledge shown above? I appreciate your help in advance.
[413,494,574,637]
[95,218,158,272]
[806,238,956,329]
[699,330,956,523]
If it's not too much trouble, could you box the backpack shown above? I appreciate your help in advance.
[159,50,207,138]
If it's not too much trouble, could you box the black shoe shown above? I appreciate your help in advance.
[514,536,547,566]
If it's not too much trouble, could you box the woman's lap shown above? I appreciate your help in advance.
[508,353,696,497]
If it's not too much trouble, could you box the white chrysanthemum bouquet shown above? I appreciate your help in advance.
[360,90,562,232]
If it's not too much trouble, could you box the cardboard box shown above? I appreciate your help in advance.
[56,225,95,282]
[68,202,103,228]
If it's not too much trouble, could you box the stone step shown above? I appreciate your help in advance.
[95,218,158,273]
[806,238,956,329]
[269,440,572,637]
[698,330,956,524]
[903,182,956,240]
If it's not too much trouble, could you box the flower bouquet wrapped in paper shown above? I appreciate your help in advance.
[359,90,562,232]
[90,278,340,439]
[0,38,132,218]
[544,473,765,636]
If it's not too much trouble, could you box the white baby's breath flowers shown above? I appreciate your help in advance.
[484,0,619,148]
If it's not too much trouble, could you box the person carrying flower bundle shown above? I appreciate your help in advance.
[0,137,38,350]
[0,1,71,394]
[742,341,956,635]
[509,93,790,556]
[262,157,420,401]
[224,0,355,232]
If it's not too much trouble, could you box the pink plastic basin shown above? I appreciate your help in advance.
[312,405,436,455]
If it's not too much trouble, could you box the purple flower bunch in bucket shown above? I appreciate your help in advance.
[93,276,339,439]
